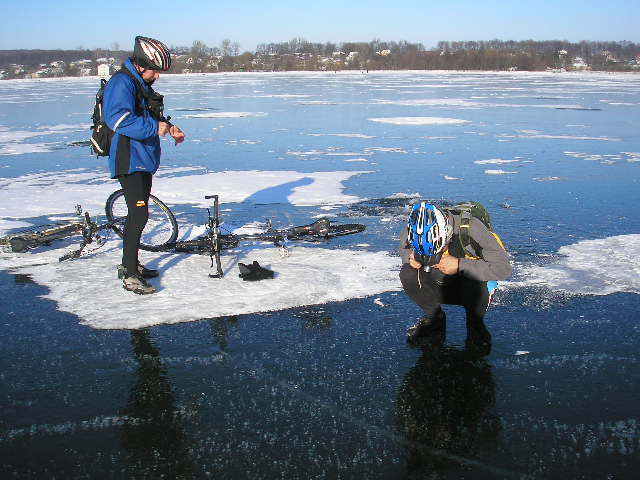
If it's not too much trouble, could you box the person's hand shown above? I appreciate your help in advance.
[169,125,185,144]
[409,251,422,269]
[158,121,170,137]
[433,252,459,275]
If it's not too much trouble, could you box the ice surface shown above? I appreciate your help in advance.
[0,124,90,155]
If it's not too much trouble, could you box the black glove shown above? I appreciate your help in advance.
[238,261,275,281]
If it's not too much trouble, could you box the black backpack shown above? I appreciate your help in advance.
[443,202,501,259]
[89,67,167,157]
[89,77,114,156]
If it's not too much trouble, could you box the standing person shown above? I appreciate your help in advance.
[103,36,185,294]
[399,202,512,354]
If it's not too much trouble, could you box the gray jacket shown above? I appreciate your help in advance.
[399,213,512,282]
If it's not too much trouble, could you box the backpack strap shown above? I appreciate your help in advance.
[112,66,147,116]
[458,208,478,258]
[115,65,167,121]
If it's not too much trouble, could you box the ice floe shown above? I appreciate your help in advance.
[306,133,375,139]
[368,117,470,126]
[484,169,518,175]
[533,176,563,182]
[474,158,521,165]
[507,234,640,295]
[498,130,621,141]
[563,151,640,164]
[1,244,401,329]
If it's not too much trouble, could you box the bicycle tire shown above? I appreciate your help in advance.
[105,189,179,252]
[172,235,238,254]
[3,222,83,252]
[325,223,366,238]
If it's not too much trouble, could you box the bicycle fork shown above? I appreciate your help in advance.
[205,195,224,278]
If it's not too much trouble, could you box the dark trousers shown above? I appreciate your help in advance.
[399,263,490,334]
[117,172,152,273]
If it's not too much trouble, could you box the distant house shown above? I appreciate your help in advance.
[79,68,93,76]
[345,52,359,64]
[97,63,111,78]
[572,57,589,70]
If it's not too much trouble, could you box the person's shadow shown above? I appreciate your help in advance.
[119,329,195,479]
[395,346,501,478]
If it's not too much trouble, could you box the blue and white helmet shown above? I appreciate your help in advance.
[407,202,453,257]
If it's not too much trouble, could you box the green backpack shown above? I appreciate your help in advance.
[443,202,496,259]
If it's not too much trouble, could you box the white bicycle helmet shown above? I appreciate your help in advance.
[133,36,172,71]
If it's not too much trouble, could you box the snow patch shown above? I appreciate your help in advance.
[0,168,371,232]
[484,169,518,175]
[182,112,267,118]
[506,234,640,296]
[1,245,402,329]
[368,117,470,126]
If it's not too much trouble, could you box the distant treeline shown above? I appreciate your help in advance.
[2,39,639,76]
[0,49,126,67]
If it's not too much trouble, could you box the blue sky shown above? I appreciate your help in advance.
[2,0,638,51]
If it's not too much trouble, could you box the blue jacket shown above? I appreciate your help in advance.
[103,58,160,178]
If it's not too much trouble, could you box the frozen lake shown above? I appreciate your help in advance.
[1,70,639,478]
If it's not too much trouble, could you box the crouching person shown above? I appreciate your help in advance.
[399,202,512,355]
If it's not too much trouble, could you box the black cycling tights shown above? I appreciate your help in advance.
[399,263,490,327]
[117,172,152,273]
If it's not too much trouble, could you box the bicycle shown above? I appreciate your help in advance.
[1,191,366,278]
[1,191,178,261]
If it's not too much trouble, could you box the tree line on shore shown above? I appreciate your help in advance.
[1,38,638,79]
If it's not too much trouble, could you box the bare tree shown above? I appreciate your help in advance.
[220,39,232,57]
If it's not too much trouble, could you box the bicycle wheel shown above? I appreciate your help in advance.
[3,222,83,252]
[325,223,366,238]
[105,189,179,252]
[284,221,366,241]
